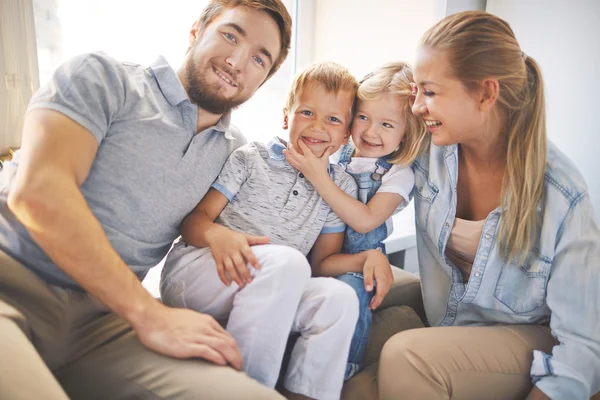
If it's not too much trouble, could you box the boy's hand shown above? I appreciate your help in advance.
[207,225,269,288]
[363,249,393,310]
[284,141,333,182]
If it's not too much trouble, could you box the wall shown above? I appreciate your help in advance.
[487,0,600,216]
[446,0,486,14]
[312,0,446,79]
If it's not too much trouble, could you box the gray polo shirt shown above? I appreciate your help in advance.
[182,137,358,256]
[0,52,245,290]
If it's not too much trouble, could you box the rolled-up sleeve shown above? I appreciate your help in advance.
[27,52,127,144]
[211,148,248,201]
[531,192,600,399]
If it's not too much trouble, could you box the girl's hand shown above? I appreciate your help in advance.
[284,140,333,182]
[363,249,394,310]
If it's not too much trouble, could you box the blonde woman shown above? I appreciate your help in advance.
[378,11,600,400]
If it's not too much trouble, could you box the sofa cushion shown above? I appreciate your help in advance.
[342,305,424,400]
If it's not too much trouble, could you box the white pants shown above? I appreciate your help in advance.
[160,243,359,400]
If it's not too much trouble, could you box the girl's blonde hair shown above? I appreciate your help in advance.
[357,62,430,166]
[421,11,547,263]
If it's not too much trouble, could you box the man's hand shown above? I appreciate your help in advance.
[207,225,269,287]
[284,140,333,182]
[363,249,393,310]
[133,303,242,369]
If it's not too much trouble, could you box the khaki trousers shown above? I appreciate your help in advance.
[0,251,283,400]
[378,324,558,400]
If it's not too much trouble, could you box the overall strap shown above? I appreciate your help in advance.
[337,141,355,169]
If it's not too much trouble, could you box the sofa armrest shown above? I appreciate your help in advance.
[379,266,426,324]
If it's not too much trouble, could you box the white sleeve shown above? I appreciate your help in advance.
[379,165,415,201]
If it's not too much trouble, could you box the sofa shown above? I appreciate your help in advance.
[341,266,426,400]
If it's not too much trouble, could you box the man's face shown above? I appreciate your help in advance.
[183,7,282,114]
[283,84,354,158]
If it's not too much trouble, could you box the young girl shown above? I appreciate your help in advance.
[284,62,429,379]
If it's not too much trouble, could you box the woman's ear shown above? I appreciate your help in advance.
[479,78,500,111]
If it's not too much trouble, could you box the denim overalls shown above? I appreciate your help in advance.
[336,142,393,380]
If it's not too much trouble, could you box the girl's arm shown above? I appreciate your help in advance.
[285,141,405,234]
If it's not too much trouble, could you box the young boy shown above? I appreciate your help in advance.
[160,62,390,400]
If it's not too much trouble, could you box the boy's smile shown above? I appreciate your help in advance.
[283,84,354,158]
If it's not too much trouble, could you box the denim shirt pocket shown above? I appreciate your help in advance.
[494,250,552,314]
[413,163,439,234]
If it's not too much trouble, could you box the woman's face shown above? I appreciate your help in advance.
[411,48,486,147]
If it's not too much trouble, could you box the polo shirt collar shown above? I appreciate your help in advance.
[267,137,332,173]
[149,56,234,139]
[149,55,189,107]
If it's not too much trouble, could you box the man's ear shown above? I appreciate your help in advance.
[188,20,201,50]
[282,108,289,130]
[479,78,500,111]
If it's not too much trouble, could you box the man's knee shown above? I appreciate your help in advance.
[57,332,285,400]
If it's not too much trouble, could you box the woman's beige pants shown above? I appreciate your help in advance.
[378,324,557,400]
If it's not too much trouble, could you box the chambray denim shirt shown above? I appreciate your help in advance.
[413,142,600,399]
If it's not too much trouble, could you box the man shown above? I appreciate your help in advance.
[0,1,291,399]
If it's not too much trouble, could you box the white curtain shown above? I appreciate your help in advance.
[0,0,39,153]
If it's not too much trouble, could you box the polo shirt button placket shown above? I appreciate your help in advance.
[293,190,299,196]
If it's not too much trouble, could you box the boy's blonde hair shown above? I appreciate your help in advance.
[285,62,359,113]
[356,62,430,166]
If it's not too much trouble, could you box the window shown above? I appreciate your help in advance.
[30,0,297,144]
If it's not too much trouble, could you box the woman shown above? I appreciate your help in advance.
[378,11,600,400]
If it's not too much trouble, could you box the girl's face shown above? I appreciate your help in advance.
[412,48,487,147]
[351,93,407,158]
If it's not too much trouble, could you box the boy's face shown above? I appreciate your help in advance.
[282,84,354,158]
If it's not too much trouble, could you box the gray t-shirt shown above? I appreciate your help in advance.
[180,137,358,256]
[0,53,245,290]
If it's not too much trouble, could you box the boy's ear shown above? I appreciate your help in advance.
[282,108,289,130]
[343,131,350,144]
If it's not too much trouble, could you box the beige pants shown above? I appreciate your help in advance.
[378,324,558,400]
[0,251,283,400]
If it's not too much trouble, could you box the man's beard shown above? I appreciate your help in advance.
[185,57,248,115]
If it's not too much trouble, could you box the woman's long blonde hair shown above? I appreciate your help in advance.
[421,11,547,263]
